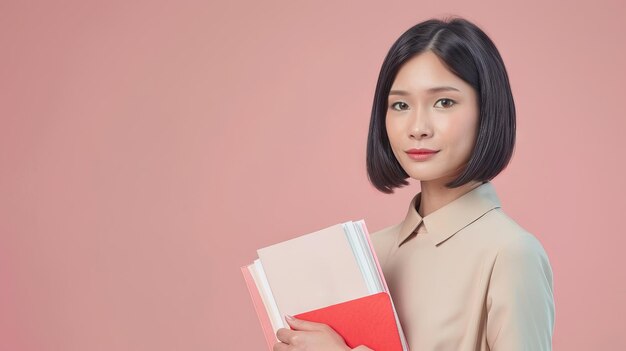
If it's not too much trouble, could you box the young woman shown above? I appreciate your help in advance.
[273,17,555,351]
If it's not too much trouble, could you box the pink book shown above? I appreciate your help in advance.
[241,265,277,349]
[241,220,409,351]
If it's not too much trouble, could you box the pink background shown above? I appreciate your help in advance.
[1,0,624,350]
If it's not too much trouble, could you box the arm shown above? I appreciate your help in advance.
[486,236,555,351]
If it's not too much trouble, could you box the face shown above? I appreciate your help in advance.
[386,50,479,184]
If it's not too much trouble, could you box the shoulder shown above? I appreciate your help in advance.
[370,223,401,247]
[369,223,401,265]
[479,209,554,288]
[477,208,550,259]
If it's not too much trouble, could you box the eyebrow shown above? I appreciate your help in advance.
[389,86,461,96]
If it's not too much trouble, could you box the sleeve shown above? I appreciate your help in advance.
[486,234,555,351]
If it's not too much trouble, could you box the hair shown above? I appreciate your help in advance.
[366,16,516,193]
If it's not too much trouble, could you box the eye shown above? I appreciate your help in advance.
[390,101,409,111]
[434,98,456,108]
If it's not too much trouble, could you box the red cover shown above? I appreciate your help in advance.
[294,292,403,351]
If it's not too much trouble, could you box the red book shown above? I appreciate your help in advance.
[294,292,403,350]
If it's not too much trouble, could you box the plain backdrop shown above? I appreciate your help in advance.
[1,0,625,350]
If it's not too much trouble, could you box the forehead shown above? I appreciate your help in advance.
[391,51,472,93]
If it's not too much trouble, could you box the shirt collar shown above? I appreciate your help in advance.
[396,181,502,247]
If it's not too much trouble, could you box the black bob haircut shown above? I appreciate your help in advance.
[366,17,516,193]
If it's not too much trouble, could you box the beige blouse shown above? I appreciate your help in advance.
[370,181,555,351]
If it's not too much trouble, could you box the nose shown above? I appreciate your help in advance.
[408,108,433,139]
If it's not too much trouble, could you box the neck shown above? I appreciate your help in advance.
[417,178,483,217]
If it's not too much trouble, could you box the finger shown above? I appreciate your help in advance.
[272,341,289,351]
[275,327,298,344]
[284,315,332,332]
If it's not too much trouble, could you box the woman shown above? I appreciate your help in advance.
[274,16,555,351]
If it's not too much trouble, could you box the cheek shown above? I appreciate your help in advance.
[457,122,479,155]
[385,118,400,146]
[385,118,404,161]
[439,115,478,154]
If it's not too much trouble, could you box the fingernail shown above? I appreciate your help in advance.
[285,314,295,322]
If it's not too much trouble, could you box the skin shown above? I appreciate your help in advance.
[274,315,371,351]
[386,50,482,216]
[274,50,482,350]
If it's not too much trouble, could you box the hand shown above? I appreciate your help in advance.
[273,315,351,351]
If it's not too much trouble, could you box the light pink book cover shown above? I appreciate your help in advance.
[240,265,277,350]
[256,223,371,317]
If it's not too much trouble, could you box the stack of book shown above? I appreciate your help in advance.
[241,220,409,351]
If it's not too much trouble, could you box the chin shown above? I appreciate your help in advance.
[405,173,443,182]
[404,168,460,183]
[402,161,464,183]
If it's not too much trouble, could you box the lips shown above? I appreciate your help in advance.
[405,148,439,154]
[405,148,439,161]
